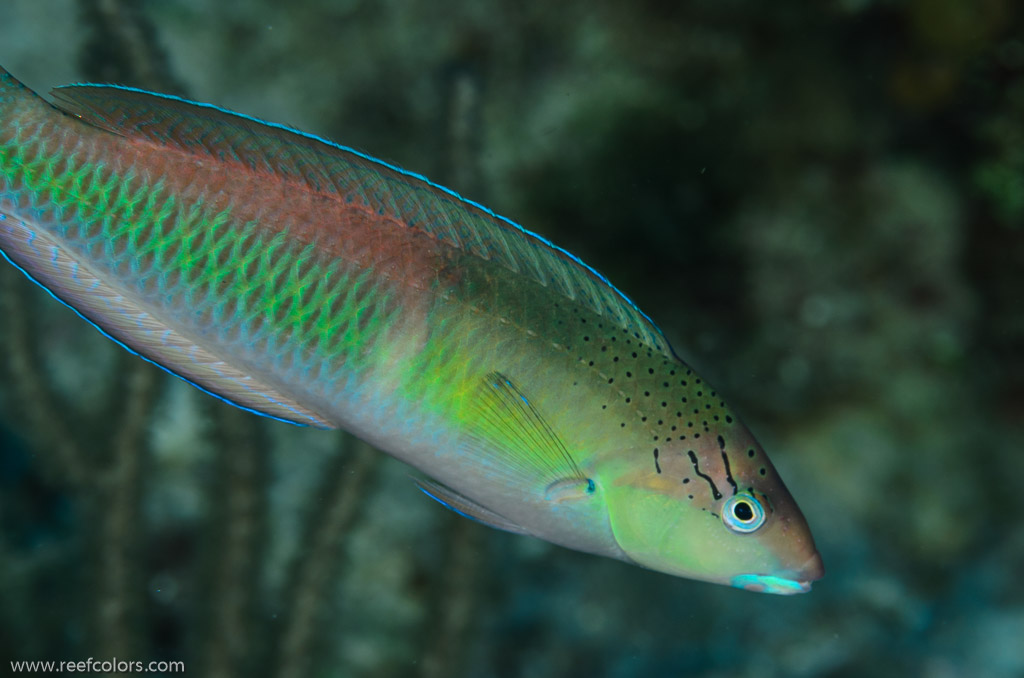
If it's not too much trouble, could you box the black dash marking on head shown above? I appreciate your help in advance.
[718,435,738,495]
[653,448,662,474]
[687,450,722,500]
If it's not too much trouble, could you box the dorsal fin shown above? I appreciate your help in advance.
[49,84,673,356]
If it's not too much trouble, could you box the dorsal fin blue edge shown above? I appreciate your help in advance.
[0,244,315,428]
[52,83,669,352]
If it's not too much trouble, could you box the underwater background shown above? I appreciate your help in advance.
[0,0,1022,676]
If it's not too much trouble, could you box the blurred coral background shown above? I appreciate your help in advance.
[0,1,1022,676]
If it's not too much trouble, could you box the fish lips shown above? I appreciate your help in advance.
[730,552,825,595]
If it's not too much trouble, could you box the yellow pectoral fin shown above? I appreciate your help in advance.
[460,371,591,493]
[544,478,597,503]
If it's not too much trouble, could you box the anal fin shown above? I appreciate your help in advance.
[0,213,334,428]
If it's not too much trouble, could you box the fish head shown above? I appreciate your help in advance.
[602,419,822,594]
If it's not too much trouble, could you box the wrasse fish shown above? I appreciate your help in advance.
[0,65,822,593]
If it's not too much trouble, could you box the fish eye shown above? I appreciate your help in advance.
[722,492,767,534]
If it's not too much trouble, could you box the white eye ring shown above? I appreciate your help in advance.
[722,492,767,534]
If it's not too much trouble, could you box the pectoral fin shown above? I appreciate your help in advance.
[545,478,597,503]
[413,478,529,535]
[462,371,592,493]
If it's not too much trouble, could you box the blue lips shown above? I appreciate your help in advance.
[730,573,813,595]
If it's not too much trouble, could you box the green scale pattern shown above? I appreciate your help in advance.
[1,114,404,404]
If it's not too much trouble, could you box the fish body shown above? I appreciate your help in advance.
[0,66,822,592]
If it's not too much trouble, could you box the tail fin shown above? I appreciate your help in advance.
[0,66,51,124]
[0,66,32,98]
[0,66,53,131]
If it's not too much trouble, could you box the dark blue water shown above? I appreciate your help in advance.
[1,1,1021,676]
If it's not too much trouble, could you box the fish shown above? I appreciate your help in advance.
[0,65,823,594]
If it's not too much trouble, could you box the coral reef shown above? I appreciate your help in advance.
[0,0,1022,676]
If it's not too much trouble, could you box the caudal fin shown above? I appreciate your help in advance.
[0,66,32,98]
[0,66,47,122]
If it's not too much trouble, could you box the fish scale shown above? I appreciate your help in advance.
[0,65,823,593]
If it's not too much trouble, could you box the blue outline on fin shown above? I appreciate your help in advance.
[416,482,487,526]
[0,244,314,428]
[54,83,665,342]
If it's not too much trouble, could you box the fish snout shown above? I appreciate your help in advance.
[793,550,825,585]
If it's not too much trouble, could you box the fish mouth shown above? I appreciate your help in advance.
[730,573,812,595]
[730,552,825,595]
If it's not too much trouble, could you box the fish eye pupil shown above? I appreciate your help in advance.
[721,493,767,534]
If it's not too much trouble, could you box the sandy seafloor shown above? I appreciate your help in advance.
[1,1,1022,676]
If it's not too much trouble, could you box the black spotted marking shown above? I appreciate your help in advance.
[718,435,738,496]
[687,450,722,501]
